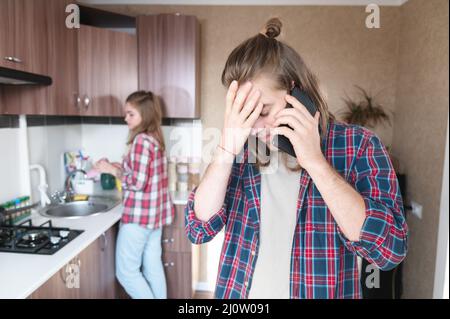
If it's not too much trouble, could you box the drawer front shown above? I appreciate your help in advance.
[163,252,192,299]
[162,225,191,253]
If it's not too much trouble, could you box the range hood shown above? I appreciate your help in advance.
[0,67,52,85]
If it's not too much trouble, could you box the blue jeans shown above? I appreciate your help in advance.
[116,223,167,299]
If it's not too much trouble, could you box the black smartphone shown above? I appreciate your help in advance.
[272,86,318,157]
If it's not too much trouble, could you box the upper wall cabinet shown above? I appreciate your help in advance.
[137,14,200,119]
[0,0,48,115]
[0,1,138,116]
[0,0,48,75]
[77,25,138,117]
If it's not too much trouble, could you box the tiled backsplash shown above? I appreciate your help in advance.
[0,115,19,129]
[0,116,202,204]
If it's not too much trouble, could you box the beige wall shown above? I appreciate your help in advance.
[96,3,448,297]
[392,0,449,299]
[99,4,400,148]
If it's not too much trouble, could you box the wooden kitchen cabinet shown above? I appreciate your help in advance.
[162,204,193,299]
[0,1,137,116]
[29,223,126,299]
[137,14,200,119]
[0,0,48,74]
[45,0,80,116]
[77,25,138,117]
[0,0,49,115]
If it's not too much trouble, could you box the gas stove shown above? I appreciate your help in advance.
[0,219,83,255]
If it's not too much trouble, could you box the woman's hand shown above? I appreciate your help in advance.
[271,94,325,171]
[94,158,116,175]
[220,81,264,156]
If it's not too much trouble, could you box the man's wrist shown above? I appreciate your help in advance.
[214,145,236,165]
[303,156,330,179]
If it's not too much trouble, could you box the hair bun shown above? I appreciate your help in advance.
[264,18,282,39]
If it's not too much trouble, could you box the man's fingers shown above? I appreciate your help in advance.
[225,80,238,116]
[244,102,263,128]
[276,108,311,129]
[231,82,253,115]
[273,115,305,133]
[271,126,296,144]
[285,95,315,122]
[240,89,261,120]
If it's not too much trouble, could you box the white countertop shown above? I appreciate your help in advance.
[0,204,123,299]
[0,190,189,299]
[170,190,190,205]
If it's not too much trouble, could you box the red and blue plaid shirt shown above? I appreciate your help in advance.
[185,120,408,299]
[122,133,174,229]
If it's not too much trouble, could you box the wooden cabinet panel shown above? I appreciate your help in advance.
[110,30,138,117]
[0,0,47,74]
[30,223,126,299]
[0,0,14,69]
[137,14,200,118]
[10,0,48,75]
[46,0,80,116]
[78,25,112,116]
[163,252,192,299]
[0,0,48,115]
[29,257,82,299]
[171,204,187,229]
[162,225,191,253]
[98,225,120,299]
[78,25,137,117]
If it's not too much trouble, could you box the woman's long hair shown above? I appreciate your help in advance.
[126,90,165,151]
[221,18,333,170]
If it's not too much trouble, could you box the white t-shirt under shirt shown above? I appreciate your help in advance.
[248,150,302,299]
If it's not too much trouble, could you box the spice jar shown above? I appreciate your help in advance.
[168,157,177,192]
[188,157,201,190]
[176,157,189,192]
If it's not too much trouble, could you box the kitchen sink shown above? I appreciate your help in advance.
[39,196,121,219]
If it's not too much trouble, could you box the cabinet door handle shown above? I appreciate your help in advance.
[83,95,90,109]
[162,238,175,244]
[4,56,22,63]
[164,262,175,267]
[101,232,108,252]
[75,94,82,109]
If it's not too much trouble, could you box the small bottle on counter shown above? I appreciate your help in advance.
[188,157,201,191]
[168,157,177,192]
[176,157,189,192]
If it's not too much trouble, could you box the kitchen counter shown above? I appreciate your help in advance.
[170,190,190,205]
[0,190,190,299]
[0,204,122,299]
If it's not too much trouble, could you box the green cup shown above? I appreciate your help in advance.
[101,173,116,190]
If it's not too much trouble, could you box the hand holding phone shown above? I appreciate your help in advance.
[272,86,318,157]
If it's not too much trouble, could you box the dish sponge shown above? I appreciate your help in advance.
[73,194,89,201]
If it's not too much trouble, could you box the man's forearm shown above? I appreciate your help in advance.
[194,147,234,222]
[306,158,366,242]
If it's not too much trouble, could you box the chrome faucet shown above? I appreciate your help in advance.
[65,169,88,197]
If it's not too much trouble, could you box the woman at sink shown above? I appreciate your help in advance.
[94,91,175,299]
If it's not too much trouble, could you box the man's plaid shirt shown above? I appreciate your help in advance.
[185,120,408,299]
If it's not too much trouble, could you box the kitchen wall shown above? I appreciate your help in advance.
[391,0,449,299]
[0,117,24,204]
[28,123,82,201]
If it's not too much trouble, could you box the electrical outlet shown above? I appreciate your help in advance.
[411,201,423,219]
